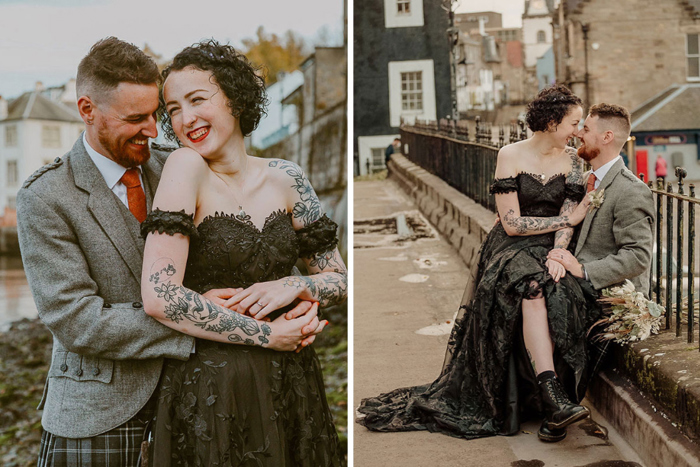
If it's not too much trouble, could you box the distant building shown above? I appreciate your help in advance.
[250,71,304,150]
[537,47,556,89]
[554,0,700,111]
[522,0,557,68]
[259,47,348,255]
[631,83,700,180]
[354,0,451,175]
[0,84,83,224]
[455,11,503,33]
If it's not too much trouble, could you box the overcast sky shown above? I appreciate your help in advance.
[0,0,344,99]
[456,0,525,29]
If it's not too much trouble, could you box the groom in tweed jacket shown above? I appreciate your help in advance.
[549,103,654,296]
[17,38,194,466]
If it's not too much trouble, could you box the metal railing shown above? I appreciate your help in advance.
[400,117,527,212]
[401,119,700,346]
[647,167,700,346]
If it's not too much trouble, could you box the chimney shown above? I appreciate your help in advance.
[35,81,45,91]
[0,96,7,120]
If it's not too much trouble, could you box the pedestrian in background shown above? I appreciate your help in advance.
[655,154,667,183]
[385,138,401,166]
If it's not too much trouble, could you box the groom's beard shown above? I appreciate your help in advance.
[577,143,600,162]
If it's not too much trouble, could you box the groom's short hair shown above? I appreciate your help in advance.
[589,103,631,139]
[76,37,160,103]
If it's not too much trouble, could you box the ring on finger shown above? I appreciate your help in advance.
[256,301,265,308]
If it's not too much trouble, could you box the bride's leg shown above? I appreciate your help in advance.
[521,294,555,375]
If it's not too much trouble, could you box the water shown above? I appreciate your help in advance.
[0,256,38,329]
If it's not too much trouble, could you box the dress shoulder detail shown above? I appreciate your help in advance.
[140,209,197,239]
[22,157,63,189]
[564,182,586,202]
[296,214,339,257]
[489,177,518,194]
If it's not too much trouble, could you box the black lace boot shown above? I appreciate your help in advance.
[538,372,590,430]
[537,420,566,442]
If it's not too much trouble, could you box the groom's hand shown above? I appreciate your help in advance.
[548,249,585,278]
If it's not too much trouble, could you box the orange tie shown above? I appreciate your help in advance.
[586,173,597,193]
[120,168,147,223]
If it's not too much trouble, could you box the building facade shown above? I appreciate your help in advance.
[0,87,83,223]
[555,0,700,111]
[354,0,451,175]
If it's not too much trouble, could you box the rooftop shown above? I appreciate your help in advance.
[3,91,81,123]
[631,84,700,132]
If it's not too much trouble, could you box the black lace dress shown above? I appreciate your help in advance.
[357,173,601,438]
[141,209,344,466]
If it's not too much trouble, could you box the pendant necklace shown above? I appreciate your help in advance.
[213,157,248,218]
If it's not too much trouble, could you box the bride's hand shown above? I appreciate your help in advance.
[266,303,328,352]
[569,195,592,225]
[545,258,566,282]
[224,278,302,320]
[202,288,244,309]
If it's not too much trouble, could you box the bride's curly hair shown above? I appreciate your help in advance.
[159,39,269,142]
[526,84,582,133]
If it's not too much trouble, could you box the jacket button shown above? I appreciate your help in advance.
[133,302,143,308]
[93,368,101,376]
[104,303,112,309]
[75,369,83,377]
[60,364,68,372]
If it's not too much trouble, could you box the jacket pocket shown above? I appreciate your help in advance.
[47,351,113,384]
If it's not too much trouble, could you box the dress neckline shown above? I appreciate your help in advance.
[517,172,566,186]
[197,208,290,233]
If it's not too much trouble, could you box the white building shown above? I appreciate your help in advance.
[250,71,304,150]
[0,87,83,217]
[522,0,558,68]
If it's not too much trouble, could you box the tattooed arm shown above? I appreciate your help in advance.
[141,149,323,351]
[495,145,590,237]
[553,147,585,249]
[225,160,347,319]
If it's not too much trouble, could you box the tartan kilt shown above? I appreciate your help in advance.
[37,397,155,467]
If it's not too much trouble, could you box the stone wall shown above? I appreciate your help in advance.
[563,0,700,111]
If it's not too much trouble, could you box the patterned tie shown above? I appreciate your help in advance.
[120,168,147,223]
[586,173,597,193]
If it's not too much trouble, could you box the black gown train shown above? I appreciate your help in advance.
[141,209,345,466]
[357,173,601,439]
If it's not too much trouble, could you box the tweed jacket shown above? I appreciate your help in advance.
[575,158,655,297]
[16,137,194,438]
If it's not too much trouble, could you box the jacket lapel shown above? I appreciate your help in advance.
[575,158,624,256]
[70,140,144,283]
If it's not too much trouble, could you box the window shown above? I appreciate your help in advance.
[384,0,423,28]
[537,30,546,43]
[388,60,436,126]
[401,71,423,111]
[42,125,61,148]
[688,34,700,80]
[7,160,18,186]
[371,147,385,168]
[6,196,16,210]
[5,125,17,147]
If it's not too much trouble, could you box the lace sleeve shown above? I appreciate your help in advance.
[564,183,585,203]
[489,177,518,195]
[140,209,197,239]
[296,214,339,257]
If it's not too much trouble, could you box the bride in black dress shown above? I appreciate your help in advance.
[358,85,602,443]
[140,40,346,465]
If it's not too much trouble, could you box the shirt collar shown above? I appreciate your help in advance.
[592,155,621,182]
[82,132,141,189]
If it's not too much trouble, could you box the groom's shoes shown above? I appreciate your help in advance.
[538,373,590,430]
[537,420,567,442]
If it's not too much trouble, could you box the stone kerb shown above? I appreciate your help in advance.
[387,153,496,269]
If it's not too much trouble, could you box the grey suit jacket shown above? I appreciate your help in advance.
[575,158,655,297]
[17,137,194,438]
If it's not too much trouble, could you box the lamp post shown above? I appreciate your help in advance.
[442,0,461,135]
[581,23,591,110]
